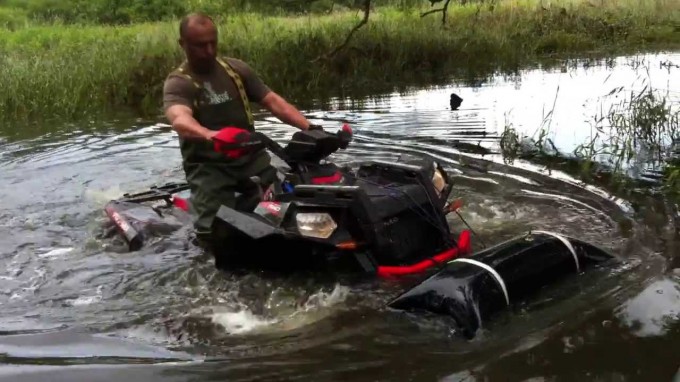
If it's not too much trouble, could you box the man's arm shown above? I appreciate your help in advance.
[228,58,313,131]
[163,75,215,140]
[165,104,216,140]
[259,91,313,131]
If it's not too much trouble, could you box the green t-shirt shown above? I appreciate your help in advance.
[163,57,272,167]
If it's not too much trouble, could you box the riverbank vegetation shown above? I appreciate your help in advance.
[500,77,679,207]
[0,0,679,121]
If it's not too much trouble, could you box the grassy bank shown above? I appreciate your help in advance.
[1,0,679,122]
[500,80,680,206]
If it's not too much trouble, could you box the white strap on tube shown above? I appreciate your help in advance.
[450,258,510,306]
[532,230,580,273]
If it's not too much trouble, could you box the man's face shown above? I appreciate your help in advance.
[180,21,218,73]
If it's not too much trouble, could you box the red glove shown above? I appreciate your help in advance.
[341,123,352,135]
[212,127,253,159]
[338,123,353,149]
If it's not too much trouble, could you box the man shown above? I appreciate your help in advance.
[163,12,319,248]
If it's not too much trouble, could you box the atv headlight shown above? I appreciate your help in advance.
[432,166,446,196]
[295,212,337,239]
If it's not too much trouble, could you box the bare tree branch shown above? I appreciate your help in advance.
[313,0,371,62]
[421,0,453,25]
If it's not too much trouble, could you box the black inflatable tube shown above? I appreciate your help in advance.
[387,231,616,339]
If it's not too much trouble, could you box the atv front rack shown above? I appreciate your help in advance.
[118,182,190,205]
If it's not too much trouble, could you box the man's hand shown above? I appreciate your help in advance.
[259,91,314,131]
[212,127,260,159]
[165,104,215,141]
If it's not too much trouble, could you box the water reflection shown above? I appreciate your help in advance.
[615,277,680,337]
[373,53,675,153]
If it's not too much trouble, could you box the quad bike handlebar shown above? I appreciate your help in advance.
[213,125,353,167]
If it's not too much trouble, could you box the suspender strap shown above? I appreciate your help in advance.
[174,58,255,127]
[176,66,201,109]
[217,57,254,128]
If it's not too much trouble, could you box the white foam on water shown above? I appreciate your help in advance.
[273,283,351,332]
[487,170,541,186]
[66,285,104,307]
[455,198,536,229]
[83,186,128,206]
[67,295,103,307]
[210,309,277,335]
[210,283,351,335]
[37,247,74,259]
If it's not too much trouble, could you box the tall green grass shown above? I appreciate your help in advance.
[1,0,679,122]
[0,0,422,24]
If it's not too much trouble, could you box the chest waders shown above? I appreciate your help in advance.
[170,58,274,243]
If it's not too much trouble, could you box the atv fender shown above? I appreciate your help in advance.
[213,205,284,240]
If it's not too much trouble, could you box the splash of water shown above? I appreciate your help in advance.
[210,283,351,335]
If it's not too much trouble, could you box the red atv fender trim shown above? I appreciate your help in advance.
[377,230,471,278]
[259,201,283,215]
[311,171,344,185]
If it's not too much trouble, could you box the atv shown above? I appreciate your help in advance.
[103,125,471,277]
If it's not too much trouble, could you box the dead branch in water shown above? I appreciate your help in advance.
[421,0,453,25]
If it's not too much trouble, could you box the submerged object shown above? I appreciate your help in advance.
[387,230,616,338]
[103,183,192,251]
[450,93,463,110]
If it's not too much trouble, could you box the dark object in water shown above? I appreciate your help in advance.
[450,93,463,110]
[103,183,192,250]
[387,230,616,338]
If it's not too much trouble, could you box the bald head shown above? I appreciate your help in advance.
[178,13,218,74]
[179,13,215,39]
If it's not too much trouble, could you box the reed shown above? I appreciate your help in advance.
[500,77,680,203]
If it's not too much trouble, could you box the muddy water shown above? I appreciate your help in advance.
[0,52,678,381]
